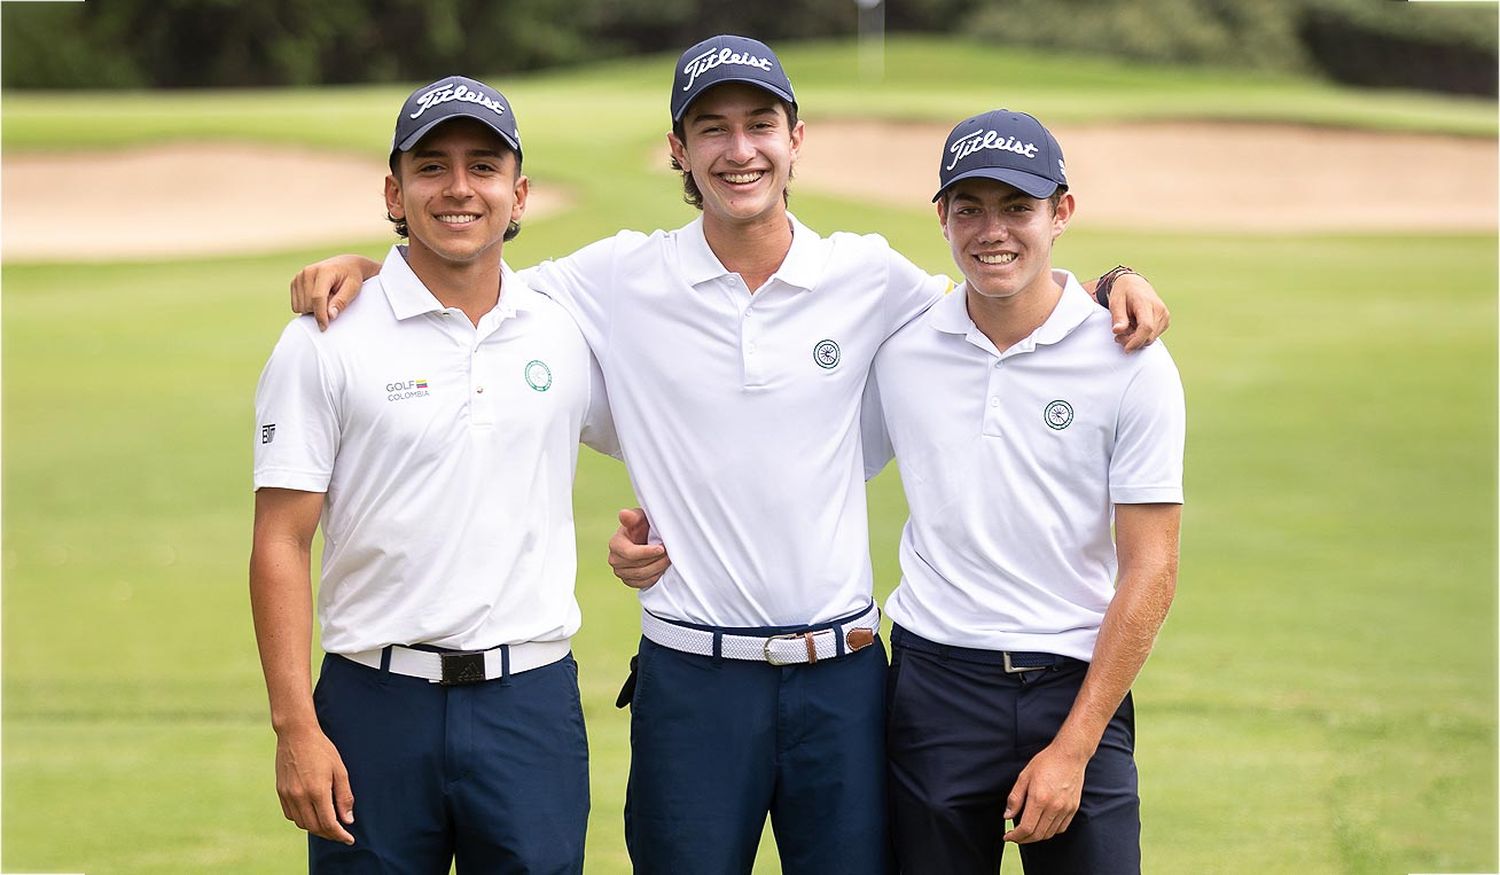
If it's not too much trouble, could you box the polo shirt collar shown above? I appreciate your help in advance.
[931,269,1095,352]
[1031,270,1095,346]
[677,213,825,292]
[379,244,531,320]
[774,214,825,292]
[929,280,975,335]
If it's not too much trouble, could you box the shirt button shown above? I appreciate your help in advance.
[995,361,1002,368]
[476,386,485,394]
[990,397,999,407]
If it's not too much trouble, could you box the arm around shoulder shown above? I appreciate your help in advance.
[290,253,382,331]
[521,233,629,349]
[1094,270,1170,352]
[878,240,952,336]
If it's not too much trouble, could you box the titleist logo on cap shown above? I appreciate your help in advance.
[682,47,775,91]
[945,129,1039,171]
[410,83,507,120]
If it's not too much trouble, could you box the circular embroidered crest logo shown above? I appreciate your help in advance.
[813,339,841,369]
[1044,400,1074,430]
[524,360,552,392]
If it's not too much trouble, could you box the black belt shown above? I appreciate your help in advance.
[891,624,1082,673]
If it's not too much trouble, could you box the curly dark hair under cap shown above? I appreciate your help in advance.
[386,146,524,241]
[670,98,799,210]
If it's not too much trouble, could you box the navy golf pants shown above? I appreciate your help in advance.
[308,651,589,875]
[623,617,890,874]
[887,626,1140,875]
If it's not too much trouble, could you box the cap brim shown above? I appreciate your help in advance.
[395,113,522,158]
[673,78,797,121]
[932,167,1060,202]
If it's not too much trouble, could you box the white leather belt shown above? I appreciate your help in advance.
[641,604,880,665]
[340,638,571,685]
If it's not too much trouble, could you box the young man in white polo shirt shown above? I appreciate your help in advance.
[250,76,615,873]
[862,109,1185,874]
[283,37,1170,874]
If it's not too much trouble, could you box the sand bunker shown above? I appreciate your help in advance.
[0,143,569,262]
[796,120,1496,233]
[2,122,1493,262]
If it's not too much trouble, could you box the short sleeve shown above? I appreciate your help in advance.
[882,243,952,339]
[1110,347,1185,505]
[521,235,620,357]
[580,350,621,459]
[253,319,339,493]
[860,363,895,481]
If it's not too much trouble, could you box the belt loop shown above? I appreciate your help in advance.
[379,645,393,683]
[499,644,512,686]
[834,622,846,658]
[712,630,724,664]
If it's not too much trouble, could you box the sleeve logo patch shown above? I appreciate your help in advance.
[813,339,841,370]
[1044,400,1074,430]
[261,424,277,444]
[525,360,553,391]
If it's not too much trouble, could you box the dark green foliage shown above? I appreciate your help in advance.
[962,0,1495,95]
[975,1,1308,71]
[1,0,1495,95]
[1300,0,1497,96]
[0,0,599,88]
[0,4,146,88]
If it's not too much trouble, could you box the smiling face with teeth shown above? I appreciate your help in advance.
[937,178,1073,306]
[385,118,528,274]
[668,82,804,232]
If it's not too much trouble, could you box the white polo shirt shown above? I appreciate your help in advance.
[254,245,617,654]
[863,270,1185,660]
[524,215,949,627]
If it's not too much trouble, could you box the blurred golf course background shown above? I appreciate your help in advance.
[2,10,1497,875]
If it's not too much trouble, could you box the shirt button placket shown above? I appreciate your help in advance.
[471,344,495,428]
[984,357,1005,437]
[742,308,763,387]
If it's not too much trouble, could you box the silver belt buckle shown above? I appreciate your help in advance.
[1003,652,1045,674]
[763,631,813,666]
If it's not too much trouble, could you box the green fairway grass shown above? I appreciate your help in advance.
[4,36,1495,874]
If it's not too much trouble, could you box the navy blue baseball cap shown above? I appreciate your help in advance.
[671,35,796,122]
[934,109,1066,202]
[392,75,522,162]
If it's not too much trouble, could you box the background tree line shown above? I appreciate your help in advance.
[2,0,1494,96]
